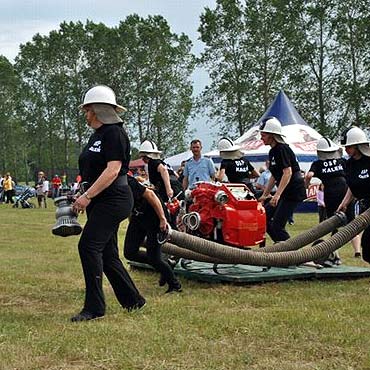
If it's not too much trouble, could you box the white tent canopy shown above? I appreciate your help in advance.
[165,150,193,170]
[205,90,321,172]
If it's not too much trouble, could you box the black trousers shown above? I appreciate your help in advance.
[264,198,300,242]
[357,200,370,263]
[78,188,144,315]
[124,216,178,287]
[5,190,14,203]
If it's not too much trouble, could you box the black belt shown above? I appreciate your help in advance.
[114,175,128,186]
[80,175,128,192]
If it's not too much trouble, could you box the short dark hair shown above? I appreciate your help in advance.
[190,139,202,146]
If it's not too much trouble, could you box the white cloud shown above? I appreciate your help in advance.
[0,0,217,61]
[0,0,217,150]
[0,19,59,61]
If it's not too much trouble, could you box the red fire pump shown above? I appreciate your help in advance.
[167,182,266,248]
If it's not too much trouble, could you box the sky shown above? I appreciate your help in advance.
[0,0,217,151]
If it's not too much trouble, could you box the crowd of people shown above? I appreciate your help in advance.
[3,84,369,323]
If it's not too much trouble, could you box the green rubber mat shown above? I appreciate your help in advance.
[128,260,370,284]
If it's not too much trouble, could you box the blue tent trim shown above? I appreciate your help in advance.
[210,154,317,164]
[257,90,308,127]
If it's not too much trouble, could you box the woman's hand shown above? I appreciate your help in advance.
[269,193,281,207]
[72,193,91,214]
[336,202,347,213]
[159,218,168,232]
[167,188,174,200]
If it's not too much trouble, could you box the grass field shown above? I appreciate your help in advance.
[1,200,370,370]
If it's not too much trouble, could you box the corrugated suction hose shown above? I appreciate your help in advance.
[164,208,370,267]
[261,212,347,253]
[162,242,224,264]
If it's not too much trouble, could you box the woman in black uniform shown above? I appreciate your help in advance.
[138,140,182,202]
[258,116,306,242]
[124,176,182,293]
[217,137,259,190]
[337,126,370,263]
[71,85,145,322]
[305,136,361,260]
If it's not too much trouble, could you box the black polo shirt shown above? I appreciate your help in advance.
[78,123,130,199]
[220,157,255,183]
[346,155,370,200]
[309,158,347,198]
[269,143,306,201]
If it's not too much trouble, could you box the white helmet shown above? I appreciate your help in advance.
[316,137,340,152]
[259,116,286,137]
[139,140,162,159]
[80,85,126,112]
[218,138,241,152]
[340,126,369,146]
[259,116,286,144]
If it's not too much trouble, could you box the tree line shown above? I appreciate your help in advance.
[0,1,369,181]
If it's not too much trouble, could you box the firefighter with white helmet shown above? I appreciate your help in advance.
[305,136,361,261]
[138,140,182,201]
[79,85,127,112]
[217,137,259,190]
[258,116,306,243]
[337,126,370,263]
[70,85,145,322]
[124,175,183,294]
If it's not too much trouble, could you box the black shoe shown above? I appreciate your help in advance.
[355,252,361,258]
[159,258,177,286]
[70,310,104,322]
[159,274,166,287]
[127,299,146,312]
[165,281,182,294]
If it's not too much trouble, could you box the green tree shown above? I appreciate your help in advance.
[16,22,93,174]
[333,0,370,132]
[198,0,294,138]
[0,56,25,178]
[116,15,195,156]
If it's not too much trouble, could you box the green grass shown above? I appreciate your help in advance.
[1,200,370,370]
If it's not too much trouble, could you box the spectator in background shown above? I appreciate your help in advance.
[35,171,47,208]
[316,183,326,222]
[255,160,277,198]
[62,173,67,186]
[176,161,186,184]
[3,173,15,204]
[51,174,62,198]
[42,176,49,203]
[182,139,215,190]
[0,174,4,203]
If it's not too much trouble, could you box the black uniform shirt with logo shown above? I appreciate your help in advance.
[148,159,182,199]
[128,175,168,225]
[78,124,130,199]
[309,158,347,198]
[220,157,255,183]
[346,155,370,200]
[268,143,306,201]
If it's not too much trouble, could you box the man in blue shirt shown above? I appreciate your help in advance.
[182,139,216,189]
